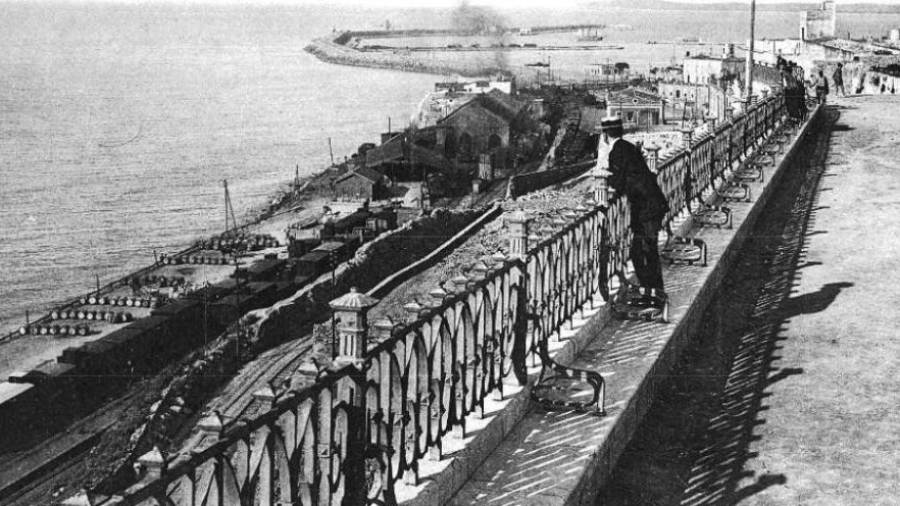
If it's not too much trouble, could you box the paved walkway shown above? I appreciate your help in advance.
[446,104,823,505]
[598,95,900,505]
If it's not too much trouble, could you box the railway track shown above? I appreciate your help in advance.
[176,337,314,453]
[2,444,94,506]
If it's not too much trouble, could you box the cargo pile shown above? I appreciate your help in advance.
[194,233,280,254]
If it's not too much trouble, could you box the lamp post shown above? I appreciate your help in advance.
[745,0,757,102]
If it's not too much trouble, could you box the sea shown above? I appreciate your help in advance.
[1,2,898,334]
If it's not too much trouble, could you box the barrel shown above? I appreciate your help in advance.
[50,310,60,320]
[88,296,97,305]
[77,310,86,320]
[65,309,75,319]
[100,296,110,305]
[40,326,49,335]
[77,325,88,336]
[18,326,28,336]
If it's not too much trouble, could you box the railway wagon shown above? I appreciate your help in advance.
[208,293,257,329]
[245,258,287,282]
[183,283,233,303]
[0,382,37,451]
[19,361,85,421]
[295,250,332,278]
[246,281,278,308]
[288,237,321,258]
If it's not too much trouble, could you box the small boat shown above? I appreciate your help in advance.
[525,62,550,68]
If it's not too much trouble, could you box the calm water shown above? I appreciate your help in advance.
[1,3,897,333]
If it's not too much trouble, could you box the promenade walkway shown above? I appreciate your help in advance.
[599,95,900,505]
[447,96,900,505]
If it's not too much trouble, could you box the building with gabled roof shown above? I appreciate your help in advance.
[603,87,666,130]
[437,90,528,162]
[333,166,389,202]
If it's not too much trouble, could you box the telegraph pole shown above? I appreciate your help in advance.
[745,0,756,101]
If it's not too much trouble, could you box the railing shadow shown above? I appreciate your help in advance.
[597,106,847,506]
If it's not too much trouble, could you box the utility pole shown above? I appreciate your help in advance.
[223,179,237,236]
[328,137,335,166]
[745,0,756,101]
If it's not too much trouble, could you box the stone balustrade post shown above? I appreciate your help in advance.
[372,317,395,341]
[761,89,770,100]
[138,447,167,481]
[507,211,531,260]
[403,300,424,324]
[645,144,661,173]
[681,128,694,150]
[253,385,277,406]
[724,104,734,122]
[592,160,612,205]
[198,411,224,438]
[706,116,718,131]
[329,287,379,365]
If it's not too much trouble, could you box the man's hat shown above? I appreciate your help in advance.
[600,114,622,132]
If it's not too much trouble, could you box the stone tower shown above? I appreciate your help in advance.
[801,1,837,41]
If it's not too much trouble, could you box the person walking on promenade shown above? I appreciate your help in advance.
[601,115,669,299]
[833,63,846,97]
[781,65,801,121]
[815,69,829,104]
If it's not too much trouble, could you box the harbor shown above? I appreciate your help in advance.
[2,1,900,505]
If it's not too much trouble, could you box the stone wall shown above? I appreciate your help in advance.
[253,207,491,346]
[507,162,592,198]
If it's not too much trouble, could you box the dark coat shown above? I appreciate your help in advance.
[608,138,669,225]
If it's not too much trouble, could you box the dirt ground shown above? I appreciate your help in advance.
[596,96,900,505]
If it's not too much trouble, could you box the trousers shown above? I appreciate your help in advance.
[630,219,664,291]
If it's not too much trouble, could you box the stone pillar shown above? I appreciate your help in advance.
[253,385,277,406]
[428,287,448,308]
[198,412,224,438]
[645,144,661,173]
[450,275,470,293]
[681,128,694,150]
[724,104,734,122]
[329,287,379,364]
[138,447,167,481]
[403,301,424,324]
[592,157,612,205]
[750,95,759,107]
[761,89,770,99]
[372,317,395,341]
[507,211,531,260]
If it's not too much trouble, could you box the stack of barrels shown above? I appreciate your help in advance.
[81,294,160,308]
[19,322,91,337]
[163,254,230,266]
[196,233,280,254]
[136,274,187,288]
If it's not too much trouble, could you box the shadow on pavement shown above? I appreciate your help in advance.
[596,106,848,506]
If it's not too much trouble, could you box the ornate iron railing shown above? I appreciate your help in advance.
[96,92,794,506]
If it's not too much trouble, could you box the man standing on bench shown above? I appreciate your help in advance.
[601,115,670,304]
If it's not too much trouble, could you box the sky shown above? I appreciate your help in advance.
[14,0,900,6]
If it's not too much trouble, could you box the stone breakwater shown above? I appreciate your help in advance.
[304,35,509,79]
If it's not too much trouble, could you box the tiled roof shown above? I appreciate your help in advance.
[336,166,384,184]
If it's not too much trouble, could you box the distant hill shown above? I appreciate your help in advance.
[583,0,900,14]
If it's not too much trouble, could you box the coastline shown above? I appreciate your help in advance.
[0,163,344,341]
